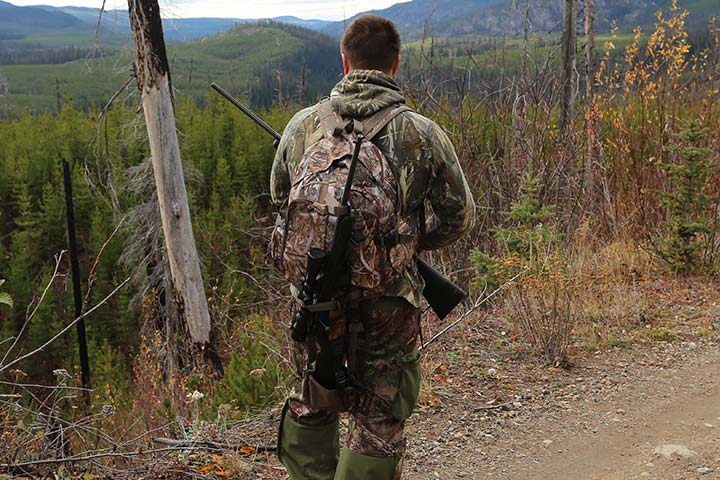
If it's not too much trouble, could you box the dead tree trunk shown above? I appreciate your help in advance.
[584,0,596,102]
[522,0,530,82]
[127,0,211,347]
[584,0,598,204]
[560,0,578,132]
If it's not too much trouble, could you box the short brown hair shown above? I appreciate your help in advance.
[341,14,401,73]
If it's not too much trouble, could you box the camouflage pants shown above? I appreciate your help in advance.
[286,297,421,464]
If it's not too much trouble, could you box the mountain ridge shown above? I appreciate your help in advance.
[0,21,342,113]
[0,0,85,33]
[321,0,719,37]
[3,0,716,48]
[1,0,332,46]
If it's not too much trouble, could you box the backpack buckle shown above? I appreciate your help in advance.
[333,120,356,137]
[332,205,350,216]
[378,228,400,247]
[303,300,338,313]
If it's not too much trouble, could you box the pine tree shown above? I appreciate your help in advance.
[652,121,716,274]
[493,173,557,261]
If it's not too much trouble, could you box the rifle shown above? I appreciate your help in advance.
[211,82,467,320]
[292,134,366,394]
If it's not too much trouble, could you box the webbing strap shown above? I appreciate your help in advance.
[362,103,413,141]
[318,100,411,140]
[375,231,416,247]
[318,99,347,137]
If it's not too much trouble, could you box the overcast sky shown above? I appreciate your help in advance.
[11,0,402,20]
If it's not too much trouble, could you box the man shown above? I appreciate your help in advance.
[271,14,475,480]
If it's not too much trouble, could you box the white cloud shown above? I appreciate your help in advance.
[9,0,402,20]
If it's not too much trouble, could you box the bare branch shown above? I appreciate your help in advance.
[1,446,220,469]
[0,277,131,374]
[152,437,276,453]
[421,269,528,350]
[84,217,127,304]
[0,252,65,367]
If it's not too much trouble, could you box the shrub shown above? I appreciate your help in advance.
[213,314,288,412]
[651,121,717,274]
[492,173,558,261]
[505,275,578,366]
[645,327,677,342]
[471,173,560,291]
[0,279,12,309]
[90,340,132,409]
[472,174,576,365]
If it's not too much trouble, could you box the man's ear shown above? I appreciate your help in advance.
[390,54,401,77]
[342,53,351,75]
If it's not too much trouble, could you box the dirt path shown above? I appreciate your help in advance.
[507,346,720,480]
[242,279,720,480]
[405,341,720,480]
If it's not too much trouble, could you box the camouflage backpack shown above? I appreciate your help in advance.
[270,99,418,295]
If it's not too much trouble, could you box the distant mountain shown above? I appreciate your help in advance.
[0,0,83,28]
[0,1,331,49]
[36,7,251,42]
[322,0,719,37]
[322,0,503,37]
[272,16,333,31]
[35,5,124,25]
[4,0,715,53]
[3,0,716,49]
[0,0,85,39]
[33,4,331,42]
[0,21,342,113]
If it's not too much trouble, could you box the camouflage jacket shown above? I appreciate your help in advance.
[271,70,475,306]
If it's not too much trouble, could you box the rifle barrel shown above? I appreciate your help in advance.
[210,83,282,142]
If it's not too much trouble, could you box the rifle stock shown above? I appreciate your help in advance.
[211,82,468,319]
[416,256,467,320]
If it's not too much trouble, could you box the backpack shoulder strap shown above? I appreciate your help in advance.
[318,98,353,137]
[361,103,413,141]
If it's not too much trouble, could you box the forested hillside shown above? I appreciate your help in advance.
[0,94,297,394]
[0,22,341,113]
[322,0,719,37]
[0,0,331,50]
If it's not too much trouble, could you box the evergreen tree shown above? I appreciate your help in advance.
[493,173,557,261]
[652,121,717,274]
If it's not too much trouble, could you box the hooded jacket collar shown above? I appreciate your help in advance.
[330,69,406,119]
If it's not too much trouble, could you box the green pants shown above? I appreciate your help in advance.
[278,297,422,480]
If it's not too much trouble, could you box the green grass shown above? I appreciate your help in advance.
[645,327,677,342]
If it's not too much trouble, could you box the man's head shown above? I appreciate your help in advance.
[341,14,401,77]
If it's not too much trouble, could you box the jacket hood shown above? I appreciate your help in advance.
[330,70,406,119]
